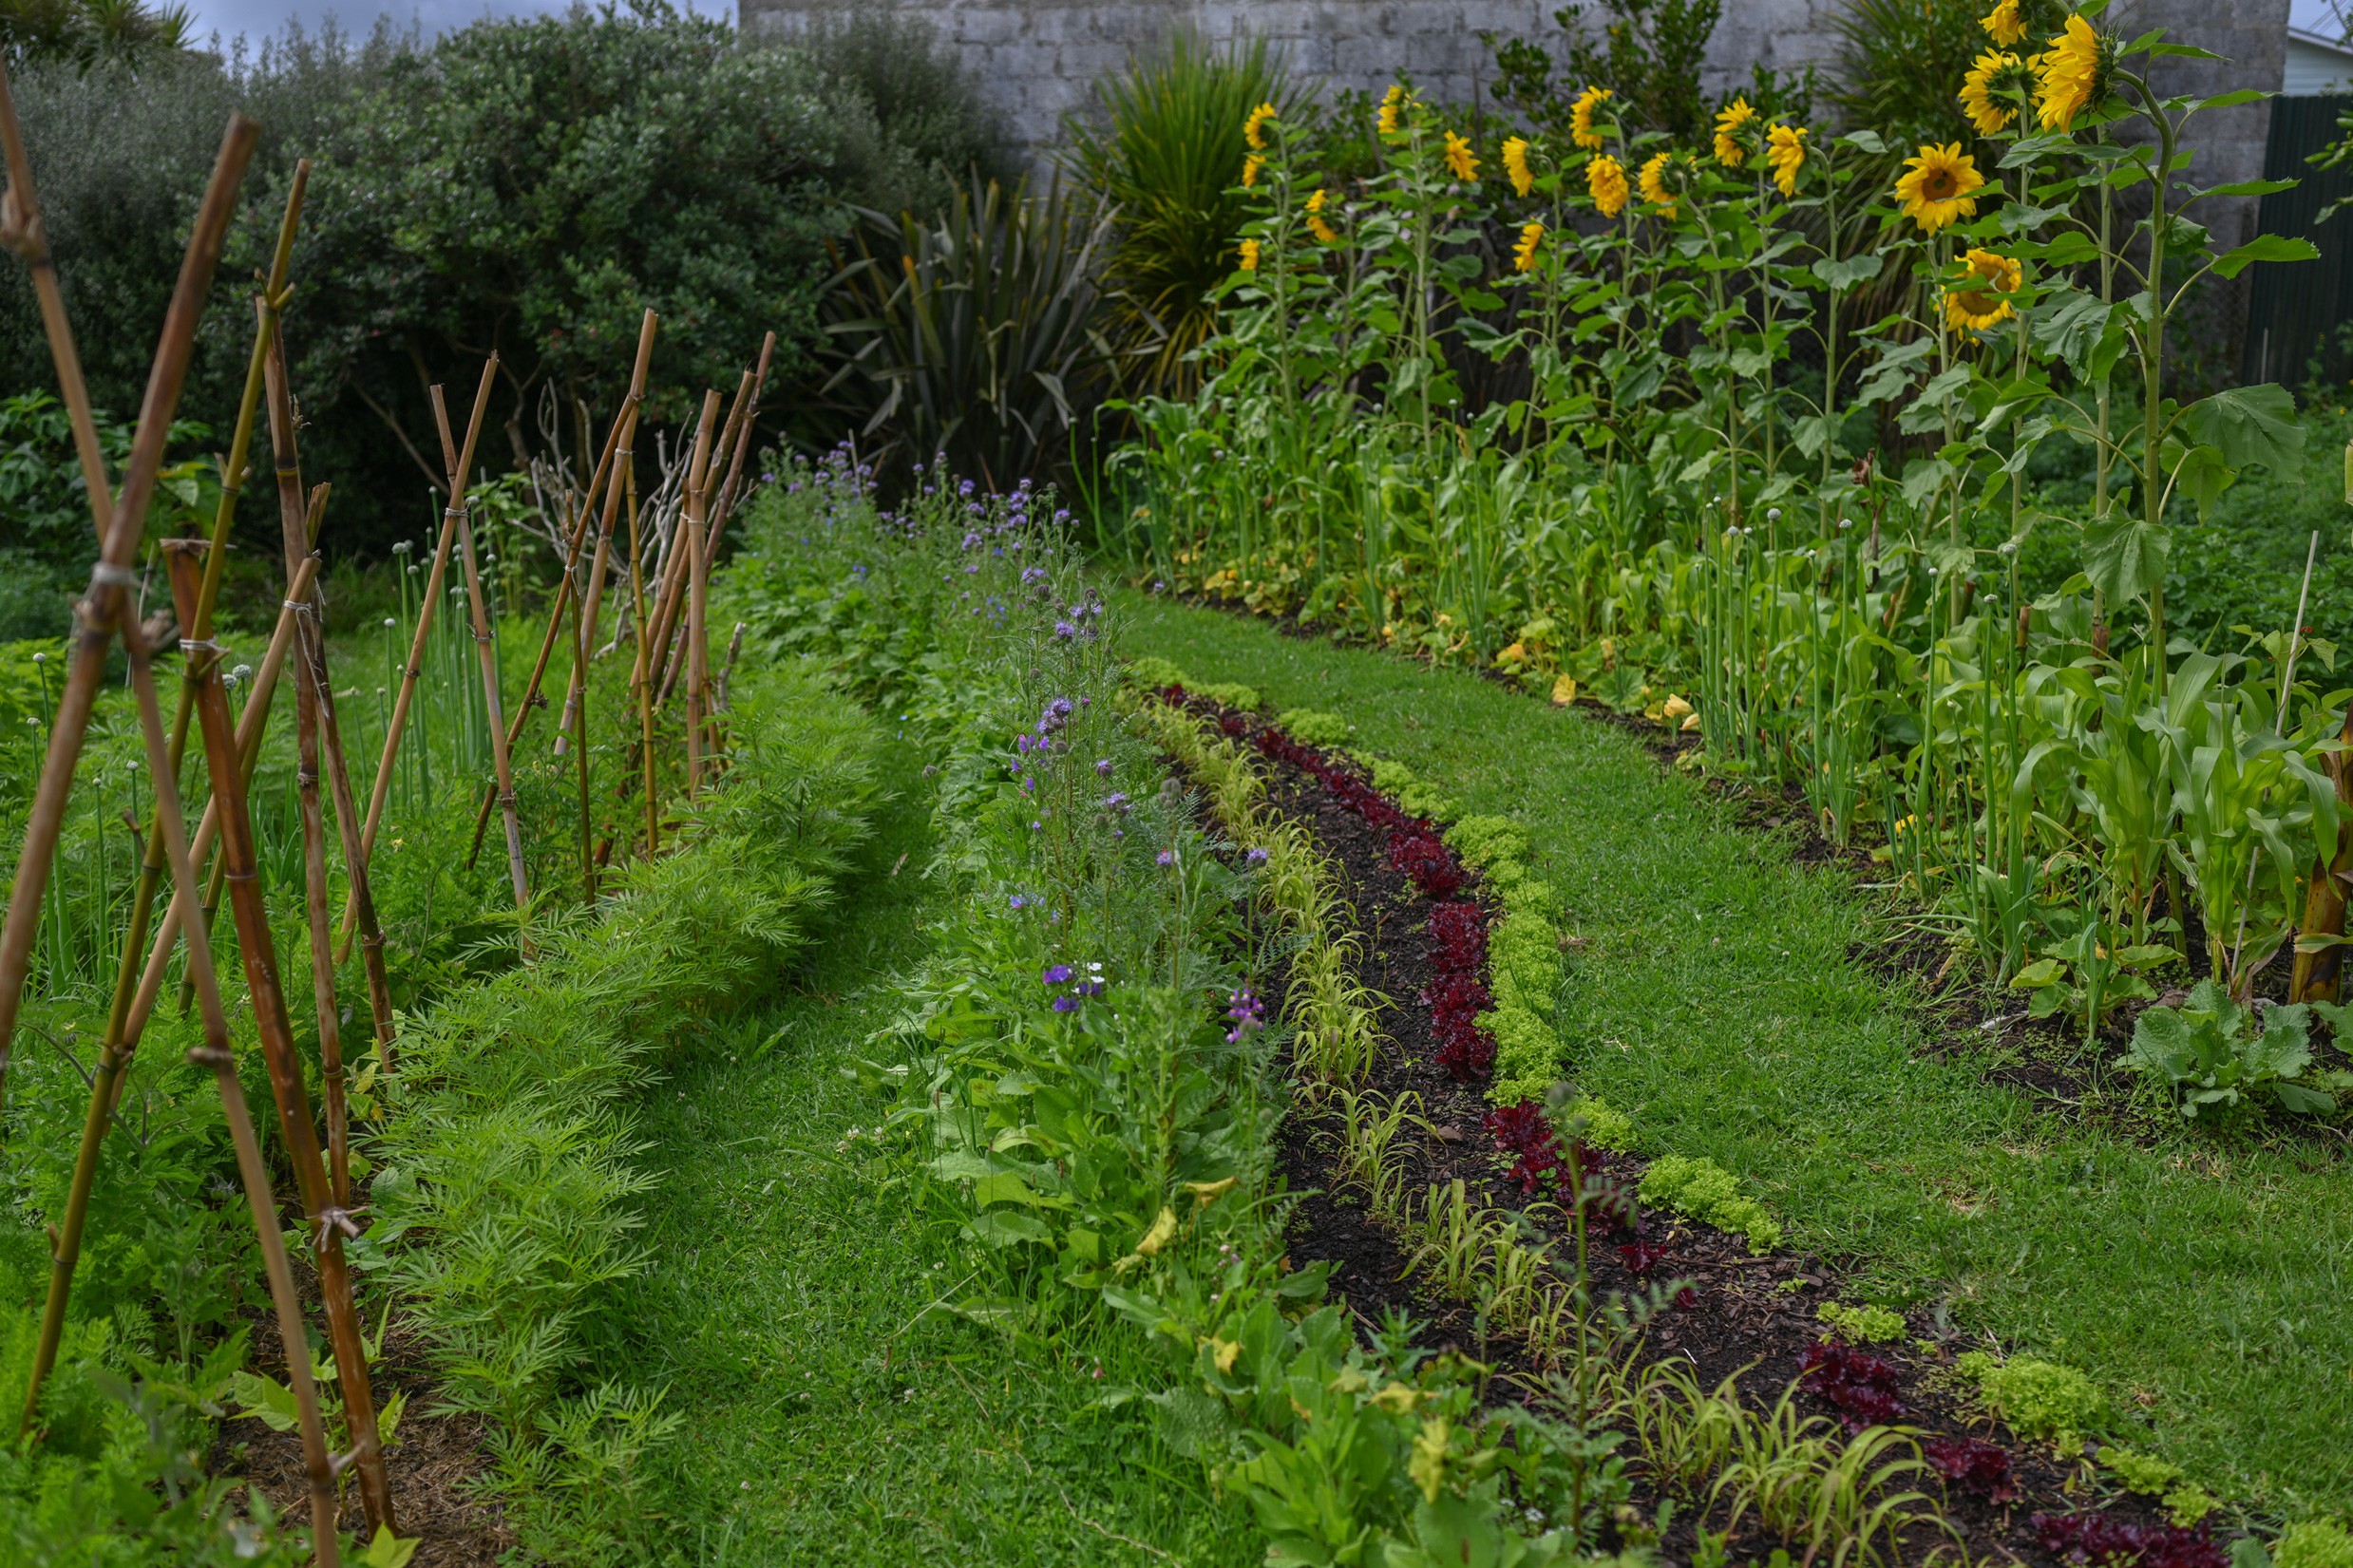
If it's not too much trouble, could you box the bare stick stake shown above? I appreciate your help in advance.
[429,367,532,923]
[164,540,393,1541]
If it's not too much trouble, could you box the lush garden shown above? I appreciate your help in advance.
[4,0,2353,1563]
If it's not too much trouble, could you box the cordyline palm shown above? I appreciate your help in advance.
[1062,28,1299,400]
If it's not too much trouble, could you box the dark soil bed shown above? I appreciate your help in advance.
[1169,691,2194,1568]
[215,1294,511,1567]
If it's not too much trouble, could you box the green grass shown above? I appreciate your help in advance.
[600,745,1258,1566]
[1115,588,2353,1520]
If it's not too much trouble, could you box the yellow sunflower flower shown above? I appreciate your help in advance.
[1980,0,2024,46]
[1242,154,1262,188]
[2037,14,2102,132]
[1638,150,1678,217]
[1306,187,1338,243]
[1945,247,2022,331]
[1712,96,1756,166]
[1960,50,2021,135]
[1571,85,1614,150]
[1444,129,1480,182]
[1513,220,1546,273]
[1767,123,1807,197]
[1238,238,1260,272]
[1894,142,1985,235]
[1243,102,1277,150]
[1587,154,1629,217]
[1376,84,1407,136]
[1503,135,1534,197]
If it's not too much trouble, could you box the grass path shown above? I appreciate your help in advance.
[1117,589,2353,1518]
[600,746,1255,1566]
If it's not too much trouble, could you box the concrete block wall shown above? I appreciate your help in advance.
[745,0,2288,189]
[746,0,2292,366]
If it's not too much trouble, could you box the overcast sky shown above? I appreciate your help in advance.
[181,0,728,50]
[176,0,2351,59]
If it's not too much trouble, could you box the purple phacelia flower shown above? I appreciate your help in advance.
[1053,620,1075,639]
[1156,850,1175,867]
[1246,846,1269,865]
[1095,758,1113,778]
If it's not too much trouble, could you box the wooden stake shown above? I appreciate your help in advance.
[467,309,657,862]
[336,365,496,958]
[428,368,531,922]
[679,391,719,796]
[5,104,308,1430]
[625,455,658,857]
[163,540,391,1543]
[0,110,256,1095]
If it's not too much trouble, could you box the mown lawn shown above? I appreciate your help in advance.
[601,745,1255,1565]
[1116,588,2353,1519]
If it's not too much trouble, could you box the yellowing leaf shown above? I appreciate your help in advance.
[1182,1177,1239,1208]
[1550,673,1578,706]
[1133,1206,1177,1257]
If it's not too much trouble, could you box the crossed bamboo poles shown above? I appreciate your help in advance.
[0,70,769,1558]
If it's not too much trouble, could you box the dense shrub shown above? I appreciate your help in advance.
[0,4,1000,556]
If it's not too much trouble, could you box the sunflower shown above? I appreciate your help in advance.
[1514,220,1546,273]
[1242,154,1263,189]
[1587,154,1629,217]
[1571,85,1614,150]
[2037,14,2103,131]
[1503,135,1534,197]
[1376,84,1407,136]
[1894,142,1985,235]
[1306,187,1338,243]
[1945,247,2022,331]
[1766,123,1808,197]
[1980,0,2023,46]
[1960,50,2021,135]
[1712,96,1756,166]
[1444,129,1480,182]
[1238,238,1260,272]
[1243,101,1277,150]
[1638,151,1679,216]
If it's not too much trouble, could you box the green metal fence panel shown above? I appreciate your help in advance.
[2244,94,2353,388]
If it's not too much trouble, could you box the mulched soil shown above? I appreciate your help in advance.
[1163,689,2204,1568]
[214,1286,512,1567]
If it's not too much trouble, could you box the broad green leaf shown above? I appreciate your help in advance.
[2198,177,2296,198]
[365,1527,422,1568]
[2180,383,2304,471]
[229,1370,303,1433]
[2171,443,2238,520]
[2211,234,2320,279]
[2080,516,2171,604]
[2011,957,2064,988]
[1812,254,1884,290]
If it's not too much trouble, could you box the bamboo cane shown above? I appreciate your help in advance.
[554,309,659,759]
[163,540,392,1542]
[0,112,256,1097]
[0,108,338,1546]
[335,364,496,957]
[467,309,657,860]
[654,377,750,708]
[260,325,367,1235]
[625,455,658,857]
[427,373,530,920]
[678,391,719,796]
[121,557,314,1060]
[84,595,344,1565]
[703,331,776,565]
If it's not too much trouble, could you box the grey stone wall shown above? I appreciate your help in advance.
[746,0,2288,185]
[747,0,2292,368]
